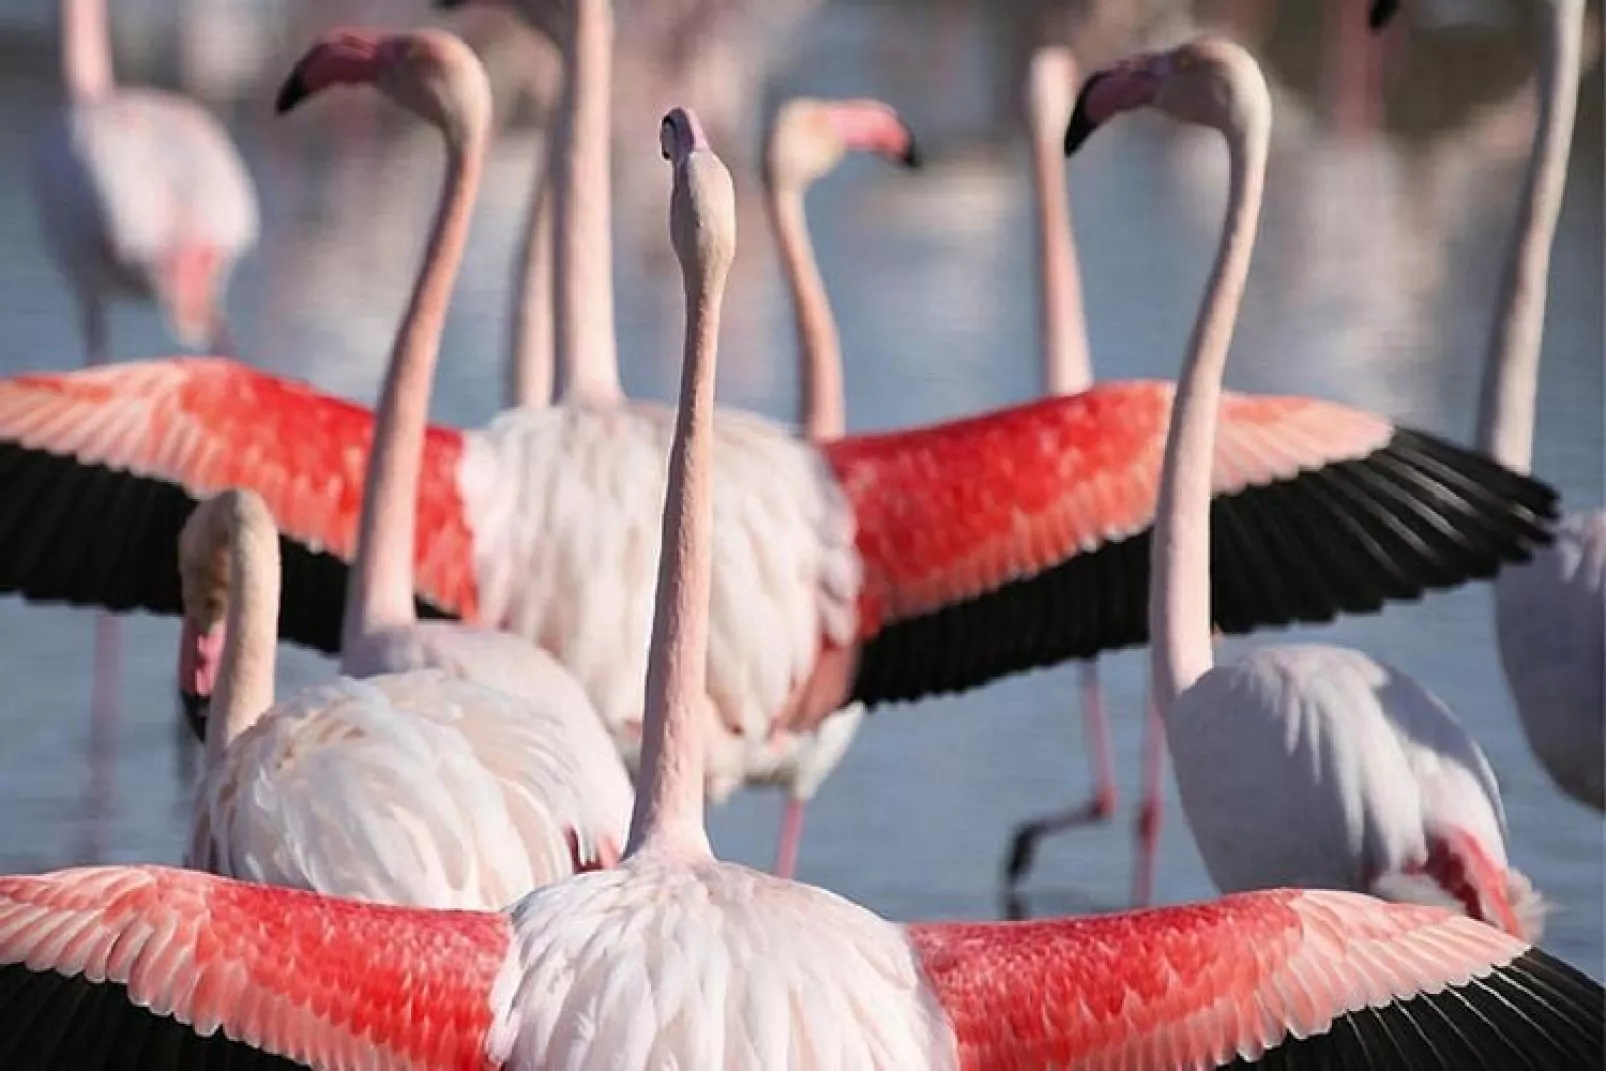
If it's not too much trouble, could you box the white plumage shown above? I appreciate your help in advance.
[190,670,615,910]
[459,399,864,805]
[1494,510,1606,810]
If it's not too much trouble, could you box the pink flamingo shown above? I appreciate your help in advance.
[28,0,260,843]
[1433,0,1601,812]
[0,1,1561,894]
[0,90,1597,1070]
[1070,32,1543,940]
[757,94,919,875]
[179,487,618,907]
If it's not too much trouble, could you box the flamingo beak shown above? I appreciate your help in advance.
[898,126,923,169]
[1369,0,1400,31]
[1063,72,1113,156]
[178,688,210,743]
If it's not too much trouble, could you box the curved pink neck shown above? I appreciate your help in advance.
[199,495,281,770]
[342,120,488,649]
[1028,51,1093,397]
[1474,0,1581,474]
[627,211,726,858]
[768,182,845,440]
[552,0,622,405]
[507,119,560,409]
[61,0,113,101]
[1150,111,1270,708]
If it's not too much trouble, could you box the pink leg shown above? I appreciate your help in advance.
[773,797,806,880]
[1003,660,1118,887]
[1132,693,1168,908]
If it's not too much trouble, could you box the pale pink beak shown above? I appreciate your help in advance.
[177,620,225,740]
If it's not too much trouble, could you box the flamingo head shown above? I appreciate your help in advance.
[276,28,492,149]
[1064,36,1270,156]
[663,107,737,286]
[764,98,920,193]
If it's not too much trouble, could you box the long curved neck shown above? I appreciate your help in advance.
[61,0,114,101]
[206,502,282,769]
[552,0,622,405]
[1474,0,1581,473]
[342,127,487,648]
[768,181,844,440]
[506,118,561,409]
[627,257,723,858]
[1150,117,1269,709]
[1028,68,1093,396]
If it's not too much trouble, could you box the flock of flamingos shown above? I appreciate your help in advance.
[0,0,1598,1065]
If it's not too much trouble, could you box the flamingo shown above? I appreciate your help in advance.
[1069,32,1544,940]
[755,94,919,876]
[174,27,632,886]
[763,96,921,442]
[177,486,618,907]
[0,0,1562,893]
[28,0,260,832]
[0,93,1599,1071]
[1377,0,1602,812]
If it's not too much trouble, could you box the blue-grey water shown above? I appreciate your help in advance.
[0,2,1600,980]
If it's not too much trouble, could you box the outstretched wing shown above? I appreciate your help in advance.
[906,887,1602,1069]
[0,358,474,650]
[0,865,513,1069]
[834,381,1558,705]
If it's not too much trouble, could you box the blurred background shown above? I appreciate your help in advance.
[0,0,1600,976]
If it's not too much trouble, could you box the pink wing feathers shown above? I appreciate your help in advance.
[0,865,510,1069]
[908,887,1603,1069]
[0,357,477,650]
[833,381,1558,707]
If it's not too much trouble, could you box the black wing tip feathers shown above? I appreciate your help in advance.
[851,428,1563,709]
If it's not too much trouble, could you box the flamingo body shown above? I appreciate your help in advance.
[0,864,1598,1068]
[0,364,1560,769]
[1493,509,1606,810]
[31,88,259,348]
[1167,645,1541,939]
[189,670,623,910]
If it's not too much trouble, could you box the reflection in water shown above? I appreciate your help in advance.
[0,0,1599,974]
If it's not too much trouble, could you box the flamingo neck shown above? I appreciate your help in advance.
[552,0,622,406]
[343,128,487,649]
[769,182,845,440]
[506,118,561,409]
[1150,115,1269,710]
[61,0,113,101]
[626,268,724,859]
[1474,0,1581,474]
[1027,54,1093,397]
[206,497,281,770]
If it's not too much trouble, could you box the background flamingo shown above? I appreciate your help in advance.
[0,88,1597,1069]
[178,486,616,907]
[1069,30,1542,940]
[27,0,260,843]
[1434,0,1604,812]
[0,0,1564,888]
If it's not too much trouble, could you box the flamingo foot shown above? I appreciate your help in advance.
[773,798,807,880]
[1002,783,1118,889]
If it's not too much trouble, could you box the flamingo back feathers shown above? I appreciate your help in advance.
[0,357,472,650]
[908,887,1602,1069]
[834,381,1558,706]
[0,865,509,1069]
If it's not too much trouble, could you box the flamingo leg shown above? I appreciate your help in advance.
[1003,660,1117,888]
[75,298,116,864]
[1131,693,1168,908]
[773,797,807,880]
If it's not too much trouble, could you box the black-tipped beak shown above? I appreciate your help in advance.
[274,72,310,115]
[900,134,923,169]
[179,688,210,742]
[1063,72,1111,156]
[1368,0,1399,31]
[434,0,468,7]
